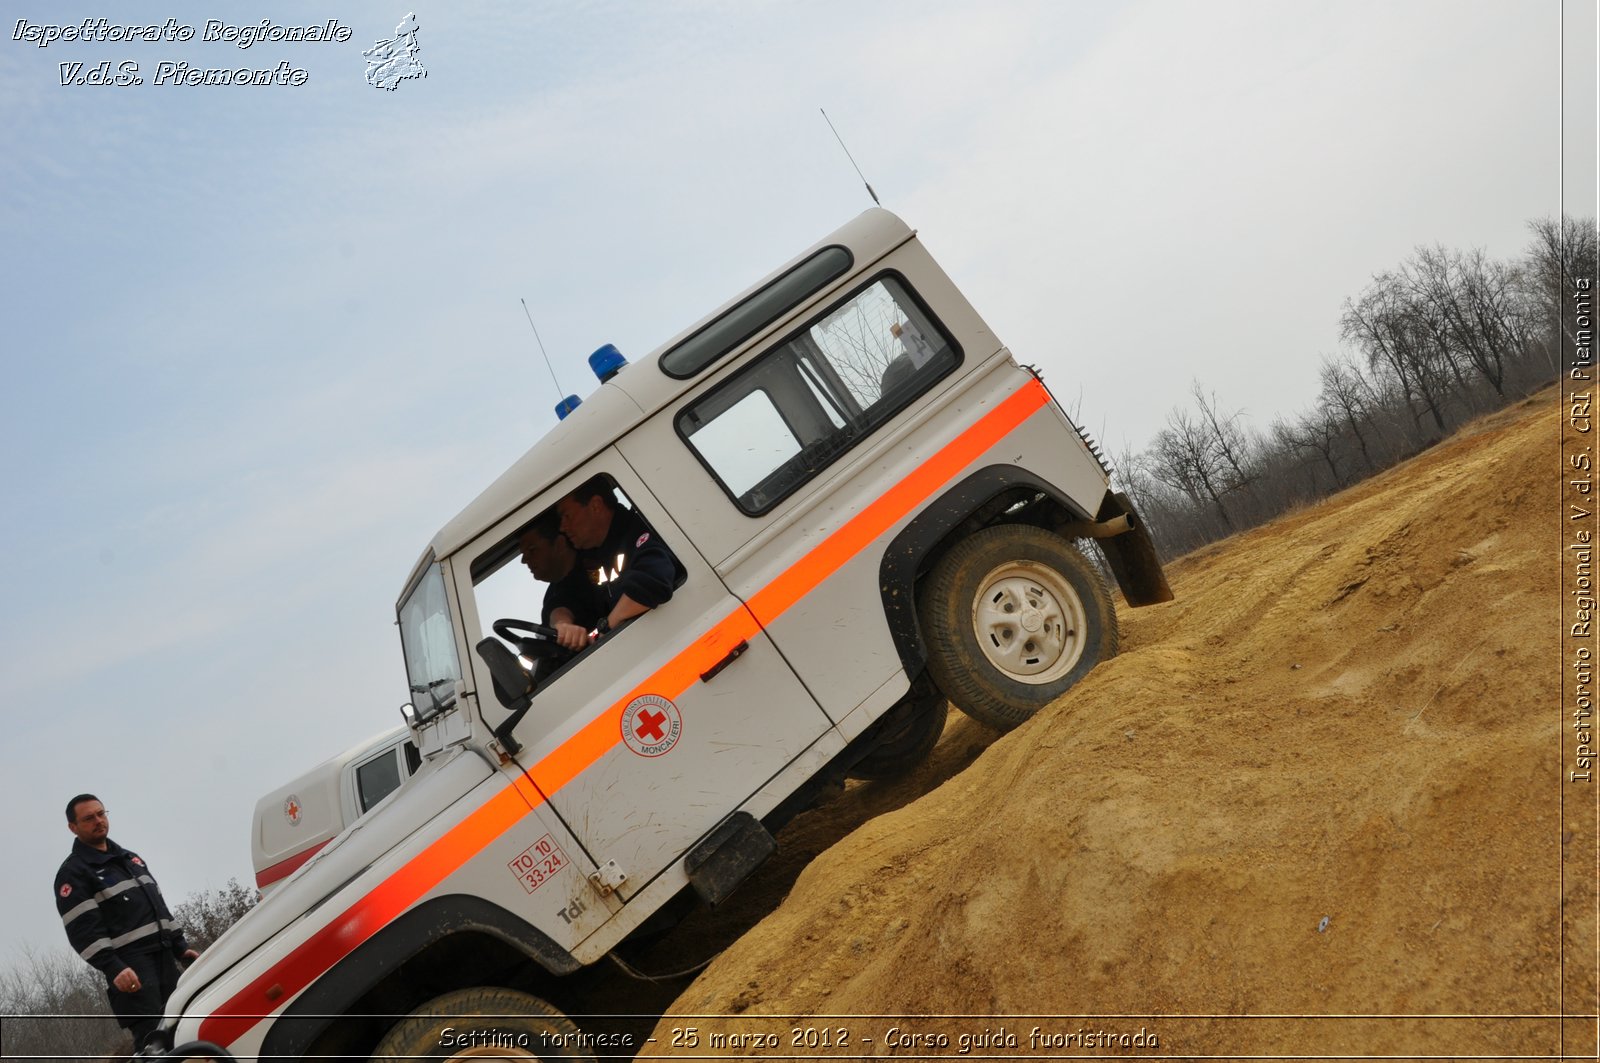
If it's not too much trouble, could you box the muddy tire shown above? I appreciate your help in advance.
[917,524,1116,732]
[847,687,948,781]
[370,987,594,1062]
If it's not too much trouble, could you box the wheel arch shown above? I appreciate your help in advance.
[262,894,581,1060]
[879,465,1098,677]
[916,522,1118,731]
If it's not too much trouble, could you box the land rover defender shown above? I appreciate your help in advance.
[153,208,1171,1061]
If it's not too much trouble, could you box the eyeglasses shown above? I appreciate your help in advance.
[77,811,109,822]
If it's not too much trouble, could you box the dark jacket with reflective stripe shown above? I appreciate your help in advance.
[579,506,684,612]
[54,839,188,979]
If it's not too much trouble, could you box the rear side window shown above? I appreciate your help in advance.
[355,750,403,812]
[677,274,960,514]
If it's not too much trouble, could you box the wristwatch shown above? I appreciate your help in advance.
[594,617,611,636]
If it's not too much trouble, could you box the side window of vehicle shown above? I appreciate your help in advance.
[682,389,803,498]
[677,274,961,515]
[468,476,687,712]
[355,750,402,813]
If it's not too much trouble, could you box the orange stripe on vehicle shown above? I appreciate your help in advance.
[201,375,1051,1049]
[199,784,532,1046]
[746,377,1050,625]
[526,606,763,794]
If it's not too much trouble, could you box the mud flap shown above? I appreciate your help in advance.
[1093,492,1175,606]
[684,812,776,906]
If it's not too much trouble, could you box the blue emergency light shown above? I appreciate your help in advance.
[589,343,627,383]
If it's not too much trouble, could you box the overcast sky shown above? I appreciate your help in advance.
[1,1,1593,962]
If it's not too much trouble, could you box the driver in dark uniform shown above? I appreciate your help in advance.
[556,475,684,639]
[517,511,603,653]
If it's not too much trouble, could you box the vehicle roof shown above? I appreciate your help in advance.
[420,207,916,569]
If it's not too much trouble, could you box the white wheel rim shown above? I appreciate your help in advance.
[970,560,1087,684]
[447,1045,540,1060]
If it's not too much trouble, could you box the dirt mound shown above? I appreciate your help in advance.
[640,390,1584,1058]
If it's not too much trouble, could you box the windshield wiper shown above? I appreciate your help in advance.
[408,678,454,718]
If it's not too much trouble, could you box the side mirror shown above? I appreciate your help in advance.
[475,638,533,713]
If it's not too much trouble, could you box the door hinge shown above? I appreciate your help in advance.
[588,859,628,897]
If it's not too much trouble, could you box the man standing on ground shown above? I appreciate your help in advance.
[54,795,198,1052]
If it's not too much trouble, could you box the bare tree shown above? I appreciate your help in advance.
[1453,248,1532,396]
[1150,408,1237,530]
[0,945,122,1061]
[1341,273,1452,436]
[1401,246,1483,403]
[171,878,258,952]
[1189,381,1257,492]
[1403,244,1536,399]
[1525,215,1600,352]
[1272,409,1344,489]
[1318,355,1386,471]
[810,291,903,407]
[1109,443,1157,525]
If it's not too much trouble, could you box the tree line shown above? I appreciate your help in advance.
[1113,215,1598,559]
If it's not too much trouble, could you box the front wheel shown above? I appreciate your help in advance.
[370,987,595,1062]
[917,524,1116,732]
[847,683,948,781]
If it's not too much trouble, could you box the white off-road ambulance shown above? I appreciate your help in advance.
[151,209,1171,1061]
[251,727,417,895]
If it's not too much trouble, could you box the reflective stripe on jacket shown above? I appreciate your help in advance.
[54,839,187,979]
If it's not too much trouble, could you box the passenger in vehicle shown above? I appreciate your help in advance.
[517,511,603,652]
[555,476,685,638]
[879,351,917,398]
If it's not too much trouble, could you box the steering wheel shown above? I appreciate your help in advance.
[492,618,567,660]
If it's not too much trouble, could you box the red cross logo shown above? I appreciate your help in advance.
[59,883,72,898]
[634,709,667,743]
[284,796,302,824]
[621,694,682,757]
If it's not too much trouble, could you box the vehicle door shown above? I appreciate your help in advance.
[455,453,834,902]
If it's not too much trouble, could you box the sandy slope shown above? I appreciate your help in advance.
[636,389,1590,1059]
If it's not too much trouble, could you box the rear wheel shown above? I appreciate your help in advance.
[918,524,1116,732]
[370,987,594,1063]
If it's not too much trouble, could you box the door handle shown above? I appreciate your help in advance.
[699,640,750,683]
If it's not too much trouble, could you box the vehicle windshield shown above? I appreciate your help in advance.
[397,562,462,719]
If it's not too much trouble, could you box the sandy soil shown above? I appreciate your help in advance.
[620,388,1593,1060]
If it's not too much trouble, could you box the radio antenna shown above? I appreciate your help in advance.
[820,108,880,207]
[520,298,567,399]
